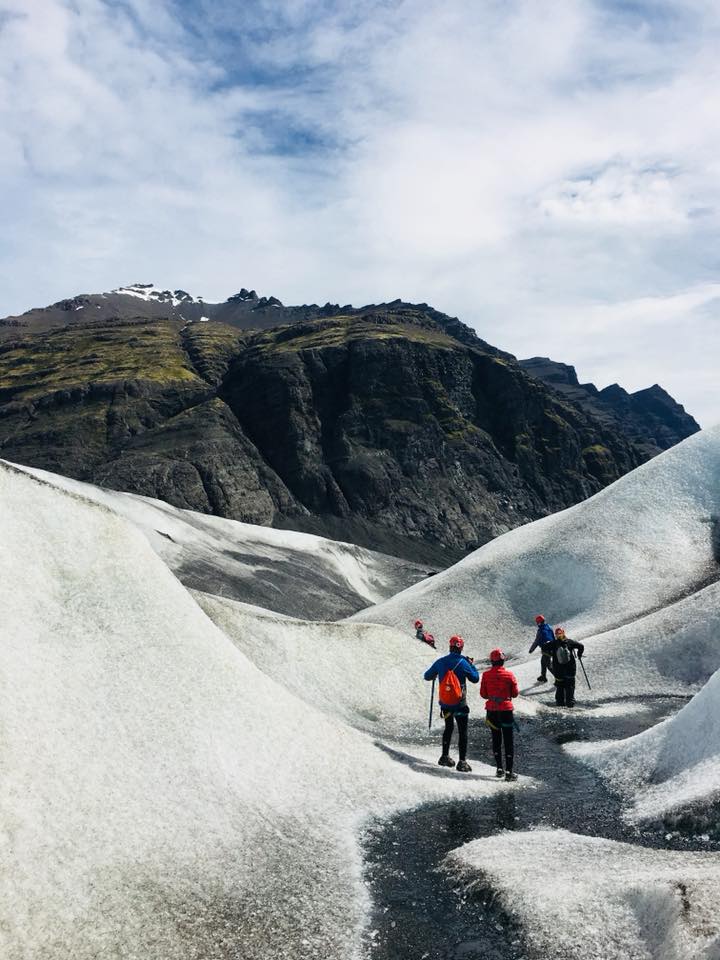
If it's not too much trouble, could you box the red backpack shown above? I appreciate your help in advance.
[439,664,463,706]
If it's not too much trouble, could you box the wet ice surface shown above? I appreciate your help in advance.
[447,829,720,960]
[4,428,720,959]
[570,666,720,831]
[0,462,497,960]
[363,699,720,960]
[11,462,427,619]
[352,426,720,666]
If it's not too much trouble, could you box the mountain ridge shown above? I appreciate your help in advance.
[0,286,700,564]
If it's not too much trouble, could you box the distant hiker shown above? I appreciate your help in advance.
[528,614,555,682]
[550,627,585,708]
[414,619,436,648]
[480,648,519,782]
[424,636,479,772]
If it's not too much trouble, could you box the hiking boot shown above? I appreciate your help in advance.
[495,768,505,778]
[438,755,456,768]
[456,760,472,773]
[537,676,547,683]
[505,771,518,782]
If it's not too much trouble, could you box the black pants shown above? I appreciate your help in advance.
[555,676,576,707]
[441,708,469,761]
[486,710,514,772]
[539,651,553,680]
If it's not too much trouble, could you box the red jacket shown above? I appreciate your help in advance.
[480,665,519,711]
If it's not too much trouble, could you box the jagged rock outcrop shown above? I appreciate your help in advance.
[519,357,700,457]
[0,297,698,564]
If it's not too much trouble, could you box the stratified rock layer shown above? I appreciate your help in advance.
[0,298,697,564]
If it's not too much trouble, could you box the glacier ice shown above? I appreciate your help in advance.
[0,460,505,960]
[569,665,720,826]
[352,426,720,661]
[12,462,426,619]
[445,829,720,960]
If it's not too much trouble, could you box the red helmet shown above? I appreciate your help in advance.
[414,619,423,628]
[555,627,565,638]
[489,648,505,662]
[449,635,465,651]
[535,614,545,624]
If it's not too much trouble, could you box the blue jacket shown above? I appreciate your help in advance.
[424,653,479,710]
[529,622,554,653]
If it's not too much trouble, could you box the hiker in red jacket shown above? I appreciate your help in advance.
[480,648,520,782]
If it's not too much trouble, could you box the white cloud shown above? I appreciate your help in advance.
[0,0,718,425]
[537,162,688,225]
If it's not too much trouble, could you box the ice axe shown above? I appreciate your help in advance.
[578,656,592,690]
[428,677,436,730]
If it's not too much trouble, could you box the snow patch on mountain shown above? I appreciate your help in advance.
[111,282,203,306]
[446,829,720,960]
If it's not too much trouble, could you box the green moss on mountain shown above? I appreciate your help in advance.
[0,306,658,564]
[0,320,199,401]
[248,315,460,355]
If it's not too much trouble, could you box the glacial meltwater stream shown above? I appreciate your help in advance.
[363,696,720,960]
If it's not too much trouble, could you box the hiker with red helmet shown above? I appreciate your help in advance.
[424,635,479,772]
[548,627,585,708]
[528,614,555,683]
[480,648,520,781]
[414,619,436,649]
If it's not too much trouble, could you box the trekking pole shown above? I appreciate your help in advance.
[578,657,591,690]
[428,678,436,730]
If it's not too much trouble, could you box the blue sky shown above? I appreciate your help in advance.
[1,0,718,425]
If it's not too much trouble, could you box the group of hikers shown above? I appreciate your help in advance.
[414,615,585,780]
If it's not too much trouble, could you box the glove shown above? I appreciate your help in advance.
[577,651,583,659]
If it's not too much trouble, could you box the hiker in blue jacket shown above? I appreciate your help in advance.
[424,635,479,772]
[529,614,555,682]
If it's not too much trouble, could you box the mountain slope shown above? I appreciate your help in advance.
[0,288,697,563]
[519,356,700,455]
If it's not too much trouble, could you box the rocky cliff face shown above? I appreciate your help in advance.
[0,297,697,565]
[518,357,700,457]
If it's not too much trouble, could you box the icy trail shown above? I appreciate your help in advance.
[368,704,720,960]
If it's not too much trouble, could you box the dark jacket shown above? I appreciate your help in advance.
[548,637,584,678]
[424,653,479,711]
[529,622,554,653]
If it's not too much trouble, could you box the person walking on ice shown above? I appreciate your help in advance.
[529,614,555,682]
[549,627,585,708]
[414,619,436,648]
[480,648,519,781]
[424,635,479,772]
